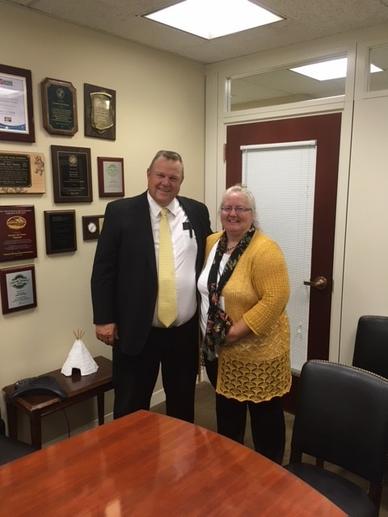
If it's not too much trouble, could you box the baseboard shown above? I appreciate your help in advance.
[150,387,165,407]
[199,366,210,384]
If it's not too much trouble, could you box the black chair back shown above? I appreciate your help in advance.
[290,360,388,487]
[353,315,388,378]
[0,416,38,466]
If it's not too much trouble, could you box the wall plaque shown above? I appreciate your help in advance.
[44,210,77,254]
[0,205,37,262]
[82,215,104,241]
[41,77,78,136]
[84,83,116,140]
[97,157,124,197]
[51,145,92,203]
[0,64,35,143]
[0,151,45,194]
[0,264,37,314]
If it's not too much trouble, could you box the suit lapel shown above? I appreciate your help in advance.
[136,192,157,277]
[178,196,204,276]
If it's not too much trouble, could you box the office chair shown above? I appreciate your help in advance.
[285,360,388,517]
[352,315,388,378]
[0,414,38,466]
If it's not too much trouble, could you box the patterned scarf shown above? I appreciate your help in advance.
[203,225,256,361]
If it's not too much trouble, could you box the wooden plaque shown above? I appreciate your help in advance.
[0,151,45,194]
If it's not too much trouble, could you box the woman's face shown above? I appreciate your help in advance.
[220,191,254,238]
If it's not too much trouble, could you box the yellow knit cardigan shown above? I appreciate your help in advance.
[206,230,291,403]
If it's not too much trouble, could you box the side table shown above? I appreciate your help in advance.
[2,355,113,448]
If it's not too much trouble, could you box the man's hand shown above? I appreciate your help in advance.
[96,323,118,346]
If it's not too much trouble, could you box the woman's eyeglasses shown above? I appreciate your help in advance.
[221,206,252,214]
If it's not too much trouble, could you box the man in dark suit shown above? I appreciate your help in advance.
[91,150,211,422]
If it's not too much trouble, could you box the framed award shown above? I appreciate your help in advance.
[82,215,104,241]
[44,210,77,254]
[84,83,116,140]
[0,151,45,194]
[0,264,37,314]
[97,157,124,197]
[51,145,92,203]
[0,205,37,262]
[0,64,35,143]
[41,77,78,136]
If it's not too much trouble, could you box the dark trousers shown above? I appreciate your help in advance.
[113,316,199,423]
[205,357,285,464]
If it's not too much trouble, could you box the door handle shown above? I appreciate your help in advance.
[303,275,328,290]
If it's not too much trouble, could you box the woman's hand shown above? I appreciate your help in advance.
[225,319,251,344]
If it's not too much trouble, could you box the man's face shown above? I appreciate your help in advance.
[147,157,184,206]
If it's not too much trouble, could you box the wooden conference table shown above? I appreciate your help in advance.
[0,410,344,516]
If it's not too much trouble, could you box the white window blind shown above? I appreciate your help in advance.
[242,141,317,371]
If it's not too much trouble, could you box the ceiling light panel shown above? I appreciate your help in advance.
[144,0,283,40]
[291,58,383,81]
[290,58,348,81]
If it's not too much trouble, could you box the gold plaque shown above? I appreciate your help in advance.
[90,92,114,131]
[84,83,116,140]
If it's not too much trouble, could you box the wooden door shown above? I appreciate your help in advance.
[226,113,342,405]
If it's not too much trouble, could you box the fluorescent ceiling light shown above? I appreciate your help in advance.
[290,58,383,81]
[370,63,383,73]
[144,0,283,40]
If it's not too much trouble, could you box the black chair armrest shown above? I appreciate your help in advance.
[0,417,6,436]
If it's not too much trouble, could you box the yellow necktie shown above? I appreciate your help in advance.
[158,208,177,327]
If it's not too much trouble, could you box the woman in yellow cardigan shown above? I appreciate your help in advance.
[198,185,291,463]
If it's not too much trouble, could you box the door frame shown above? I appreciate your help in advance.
[226,114,341,365]
[204,71,355,370]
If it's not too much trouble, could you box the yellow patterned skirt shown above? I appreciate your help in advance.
[216,315,291,403]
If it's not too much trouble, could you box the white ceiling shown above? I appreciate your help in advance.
[6,0,388,64]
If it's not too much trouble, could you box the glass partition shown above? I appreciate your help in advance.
[229,55,347,111]
[368,43,388,92]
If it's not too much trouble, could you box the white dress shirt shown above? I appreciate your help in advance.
[148,192,198,327]
[197,240,228,339]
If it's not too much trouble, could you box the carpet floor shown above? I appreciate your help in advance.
[153,381,388,516]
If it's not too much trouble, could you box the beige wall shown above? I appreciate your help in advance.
[205,22,388,368]
[341,93,388,362]
[0,2,205,439]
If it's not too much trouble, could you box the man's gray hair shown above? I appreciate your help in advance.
[147,150,184,177]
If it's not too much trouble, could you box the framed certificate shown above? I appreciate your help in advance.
[0,264,37,314]
[41,77,78,136]
[51,145,92,203]
[97,157,124,197]
[44,210,77,254]
[0,64,35,143]
[84,83,116,140]
[0,205,37,262]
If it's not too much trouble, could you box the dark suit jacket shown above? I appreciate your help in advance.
[91,191,211,356]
